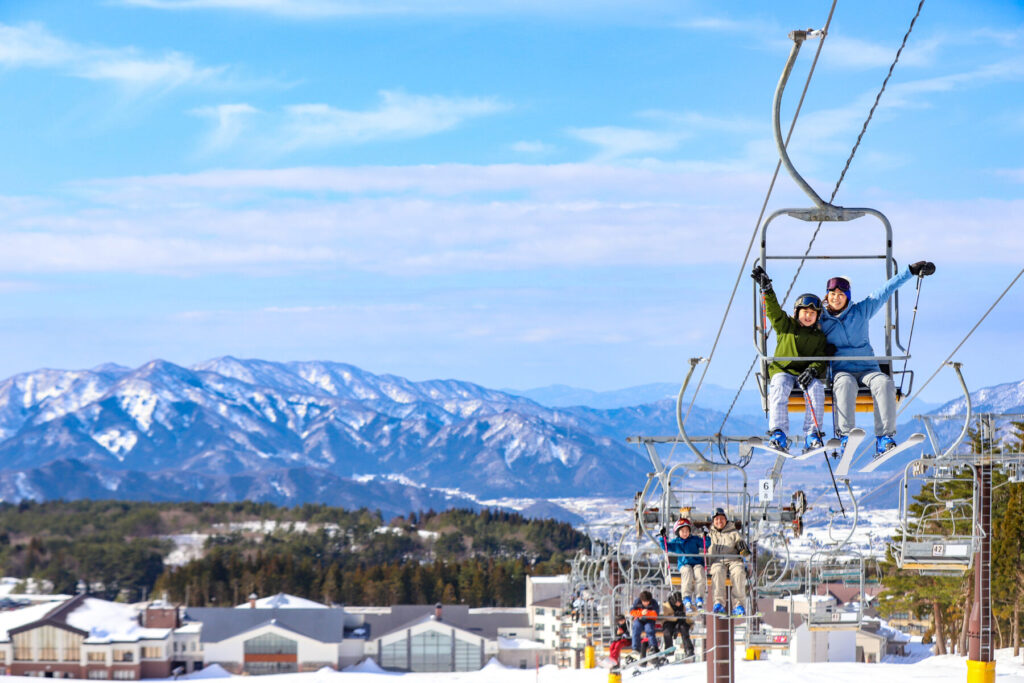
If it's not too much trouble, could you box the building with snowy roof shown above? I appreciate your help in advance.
[0,594,187,679]
[359,603,539,672]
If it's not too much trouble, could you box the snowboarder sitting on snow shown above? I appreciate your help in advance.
[820,262,935,455]
[752,264,829,452]
[660,518,705,611]
[629,590,660,658]
[660,592,695,659]
[707,508,751,616]
[609,614,631,666]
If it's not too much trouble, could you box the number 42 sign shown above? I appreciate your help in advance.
[758,479,774,503]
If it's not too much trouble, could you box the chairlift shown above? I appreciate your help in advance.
[752,30,917,420]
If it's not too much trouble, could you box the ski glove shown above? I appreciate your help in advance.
[797,367,817,391]
[909,261,936,277]
[750,265,773,292]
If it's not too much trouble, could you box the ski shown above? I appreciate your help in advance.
[833,428,868,476]
[745,437,839,460]
[858,433,926,473]
[618,646,676,676]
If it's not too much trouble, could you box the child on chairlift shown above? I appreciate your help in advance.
[751,264,829,451]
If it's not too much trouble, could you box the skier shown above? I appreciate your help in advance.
[629,590,660,659]
[706,508,750,616]
[820,261,936,454]
[660,519,706,611]
[751,265,829,451]
[660,592,695,659]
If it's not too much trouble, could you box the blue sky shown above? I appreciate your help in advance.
[0,0,1022,405]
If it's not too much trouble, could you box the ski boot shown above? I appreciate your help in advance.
[875,435,897,456]
[712,602,725,615]
[804,431,823,450]
[695,597,704,611]
[839,434,849,451]
[767,429,789,451]
[731,604,746,617]
[682,597,693,613]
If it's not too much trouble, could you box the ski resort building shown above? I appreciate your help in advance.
[0,595,183,679]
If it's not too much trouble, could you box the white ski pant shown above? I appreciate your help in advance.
[768,373,824,436]
[709,559,747,606]
[833,370,896,436]
[679,564,706,602]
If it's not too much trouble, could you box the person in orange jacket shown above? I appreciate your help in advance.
[629,590,660,658]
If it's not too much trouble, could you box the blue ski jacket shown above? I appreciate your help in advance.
[820,266,914,375]
[664,535,705,570]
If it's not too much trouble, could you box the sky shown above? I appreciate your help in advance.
[0,0,1022,405]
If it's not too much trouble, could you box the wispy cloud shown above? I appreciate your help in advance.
[0,21,225,92]
[510,140,552,154]
[0,163,1010,280]
[567,126,687,161]
[194,91,507,153]
[191,104,262,151]
[121,0,664,18]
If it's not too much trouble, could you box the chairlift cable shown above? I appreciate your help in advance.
[680,0,839,433]
[896,267,1024,419]
[714,1,927,434]
[774,0,929,305]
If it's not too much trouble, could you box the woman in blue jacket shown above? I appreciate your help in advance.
[820,261,935,454]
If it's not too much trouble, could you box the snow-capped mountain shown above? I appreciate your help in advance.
[0,357,712,509]
[931,378,1024,415]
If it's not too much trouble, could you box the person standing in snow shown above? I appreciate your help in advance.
[820,261,935,455]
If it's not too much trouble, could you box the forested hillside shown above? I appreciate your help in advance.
[0,501,586,607]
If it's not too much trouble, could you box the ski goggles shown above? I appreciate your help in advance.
[793,293,822,312]
[826,276,851,293]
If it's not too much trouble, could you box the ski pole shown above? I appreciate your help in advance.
[897,275,925,397]
[802,384,846,519]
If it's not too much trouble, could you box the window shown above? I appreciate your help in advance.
[87,671,108,679]
[243,662,298,675]
[112,670,136,680]
[112,650,134,663]
[535,624,544,632]
[88,652,106,662]
[535,608,545,616]
[243,633,296,656]
[190,643,196,652]
[141,647,162,659]
[380,640,407,670]
[454,637,480,672]
[410,631,452,673]
[13,632,32,661]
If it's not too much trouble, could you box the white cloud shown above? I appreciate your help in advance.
[279,91,507,149]
[510,140,552,154]
[191,103,262,151]
[0,163,1011,280]
[567,126,688,161]
[120,0,663,18]
[194,91,507,153]
[0,21,226,92]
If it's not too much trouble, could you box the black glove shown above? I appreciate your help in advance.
[659,526,667,537]
[909,261,936,277]
[824,343,837,356]
[797,367,817,390]
[750,265,773,292]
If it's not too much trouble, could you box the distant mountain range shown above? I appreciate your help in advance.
[0,358,762,515]
[0,357,1014,517]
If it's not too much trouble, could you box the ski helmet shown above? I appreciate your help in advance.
[673,518,692,535]
[793,293,822,314]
